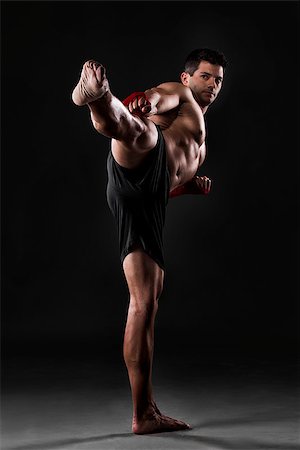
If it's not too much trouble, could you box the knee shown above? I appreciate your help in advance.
[129,296,158,319]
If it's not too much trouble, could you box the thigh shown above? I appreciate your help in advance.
[111,119,158,169]
[123,249,164,301]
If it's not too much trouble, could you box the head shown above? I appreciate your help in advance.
[181,48,227,111]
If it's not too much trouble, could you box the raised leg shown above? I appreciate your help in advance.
[71,60,157,154]
[123,249,191,434]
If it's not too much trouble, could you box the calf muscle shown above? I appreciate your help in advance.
[89,92,146,141]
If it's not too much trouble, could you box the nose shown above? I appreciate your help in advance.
[208,77,217,89]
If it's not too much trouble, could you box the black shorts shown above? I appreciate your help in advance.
[106,124,170,270]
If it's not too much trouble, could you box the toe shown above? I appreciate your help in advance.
[95,65,103,84]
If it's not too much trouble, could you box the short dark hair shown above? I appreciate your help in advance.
[184,48,227,75]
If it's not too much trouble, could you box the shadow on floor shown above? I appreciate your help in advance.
[166,433,299,450]
[5,430,299,450]
[5,433,133,450]
[196,410,299,429]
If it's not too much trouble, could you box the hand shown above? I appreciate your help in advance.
[123,92,152,117]
[188,176,212,195]
[169,175,212,199]
[129,95,152,116]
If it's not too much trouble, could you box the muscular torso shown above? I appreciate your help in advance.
[149,101,206,190]
[112,83,206,191]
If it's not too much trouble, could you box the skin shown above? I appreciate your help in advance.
[71,59,224,434]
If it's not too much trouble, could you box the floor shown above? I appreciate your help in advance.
[1,347,299,450]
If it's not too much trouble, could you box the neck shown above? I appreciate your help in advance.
[190,89,209,114]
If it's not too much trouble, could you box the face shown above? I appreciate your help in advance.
[181,60,224,108]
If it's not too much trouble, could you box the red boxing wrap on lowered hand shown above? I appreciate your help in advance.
[122,91,149,106]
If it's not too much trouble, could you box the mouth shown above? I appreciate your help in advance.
[203,91,215,96]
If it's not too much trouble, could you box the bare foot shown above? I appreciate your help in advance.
[71,60,110,106]
[132,403,191,434]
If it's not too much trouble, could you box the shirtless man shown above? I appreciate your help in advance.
[71,48,227,434]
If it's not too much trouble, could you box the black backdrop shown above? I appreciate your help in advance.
[2,1,299,358]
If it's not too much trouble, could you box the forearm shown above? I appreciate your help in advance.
[144,82,191,115]
[169,176,212,198]
[144,88,180,115]
[169,184,190,198]
[122,83,191,117]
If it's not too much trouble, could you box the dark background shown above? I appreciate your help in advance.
[2,1,299,362]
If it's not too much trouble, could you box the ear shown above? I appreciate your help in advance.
[181,72,190,86]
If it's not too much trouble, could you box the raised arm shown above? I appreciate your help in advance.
[145,82,193,114]
[123,82,194,117]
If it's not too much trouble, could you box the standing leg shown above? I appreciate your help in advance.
[123,250,191,434]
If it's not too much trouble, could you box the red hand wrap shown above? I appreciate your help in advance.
[122,91,149,106]
[169,185,187,198]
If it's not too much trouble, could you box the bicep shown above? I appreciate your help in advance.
[156,82,194,102]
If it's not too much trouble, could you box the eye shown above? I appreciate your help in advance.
[201,74,209,80]
[216,78,222,85]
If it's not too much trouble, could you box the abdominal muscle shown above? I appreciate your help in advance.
[150,113,206,191]
[112,99,206,189]
[164,132,205,190]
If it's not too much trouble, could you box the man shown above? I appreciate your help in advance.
[71,48,227,434]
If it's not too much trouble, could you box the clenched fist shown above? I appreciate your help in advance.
[169,175,212,198]
[191,176,212,195]
[123,92,152,116]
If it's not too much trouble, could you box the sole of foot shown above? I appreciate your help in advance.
[72,60,110,106]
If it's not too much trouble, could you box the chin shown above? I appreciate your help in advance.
[207,98,215,107]
[200,100,211,108]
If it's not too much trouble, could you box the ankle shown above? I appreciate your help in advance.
[134,401,156,422]
[89,88,111,106]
